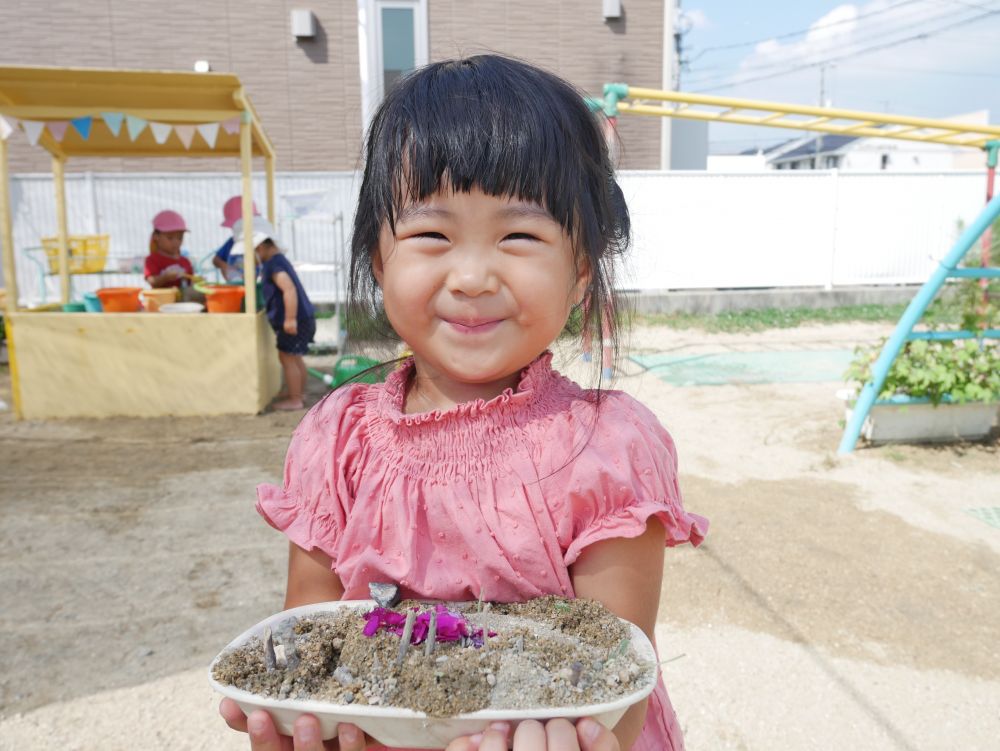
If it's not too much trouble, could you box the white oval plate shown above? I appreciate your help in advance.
[158,302,204,314]
[209,600,658,748]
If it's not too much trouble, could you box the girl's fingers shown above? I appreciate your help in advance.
[512,719,547,748]
[544,719,580,750]
[219,698,248,733]
[478,722,512,751]
[246,710,291,751]
[575,718,620,751]
[292,715,326,751]
[336,722,367,751]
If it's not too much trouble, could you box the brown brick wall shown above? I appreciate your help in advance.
[428,0,665,170]
[1,1,662,173]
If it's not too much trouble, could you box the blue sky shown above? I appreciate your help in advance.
[680,0,1000,152]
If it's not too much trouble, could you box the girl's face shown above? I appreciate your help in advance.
[153,231,184,256]
[374,187,589,403]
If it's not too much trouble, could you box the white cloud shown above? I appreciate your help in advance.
[683,8,711,31]
[700,0,1000,119]
[694,1,1000,150]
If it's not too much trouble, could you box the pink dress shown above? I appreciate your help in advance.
[257,353,708,750]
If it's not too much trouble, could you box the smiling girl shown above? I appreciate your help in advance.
[221,55,707,751]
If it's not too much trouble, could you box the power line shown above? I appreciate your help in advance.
[688,0,924,58]
[690,9,1000,92]
[685,3,1000,87]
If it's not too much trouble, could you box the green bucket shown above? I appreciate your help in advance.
[62,301,86,312]
[309,355,384,389]
[333,356,383,386]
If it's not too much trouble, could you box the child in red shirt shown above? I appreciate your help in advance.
[144,210,194,289]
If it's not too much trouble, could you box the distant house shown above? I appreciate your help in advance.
[708,110,990,172]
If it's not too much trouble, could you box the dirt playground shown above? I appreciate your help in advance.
[0,322,997,750]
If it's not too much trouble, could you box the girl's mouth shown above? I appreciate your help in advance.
[444,318,503,335]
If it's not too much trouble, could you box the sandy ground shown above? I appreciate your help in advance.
[1,322,998,750]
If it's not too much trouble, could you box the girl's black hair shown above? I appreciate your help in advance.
[348,54,630,382]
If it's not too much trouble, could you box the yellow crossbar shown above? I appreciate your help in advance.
[618,86,1000,149]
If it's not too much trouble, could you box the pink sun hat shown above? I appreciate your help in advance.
[151,210,189,233]
[221,195,261,229]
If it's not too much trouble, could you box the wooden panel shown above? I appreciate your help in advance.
[11,310,280,418]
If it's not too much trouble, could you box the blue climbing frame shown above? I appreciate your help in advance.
[837,153,1000,454]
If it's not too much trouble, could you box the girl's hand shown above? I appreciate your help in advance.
[220,698,367,751]
[284,319,298,335]
[445,718,619,751]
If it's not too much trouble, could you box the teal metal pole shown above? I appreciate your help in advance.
[838,191,1000,454]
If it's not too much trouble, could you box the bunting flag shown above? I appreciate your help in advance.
[0,115,18,141]
[125,115,148,141]
[196,121,219,148]
[102,112,124,136]
[22,120,45,145]
[15,112,244,150]
[149,121,172,144]
[70,116,93,140]
[174,124,195,149]
[47,120,70,142]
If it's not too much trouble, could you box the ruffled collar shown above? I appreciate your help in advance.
[378,351,558,428]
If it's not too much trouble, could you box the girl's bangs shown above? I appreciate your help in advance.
[374,60,603,237]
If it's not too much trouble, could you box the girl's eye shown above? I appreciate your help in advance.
[414,231,448,241]
[504,232,541,242]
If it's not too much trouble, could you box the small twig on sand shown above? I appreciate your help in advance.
[658,653,687,665]
[396,609,418,669]
[424,610,438,656]
[514,635,524,654]
[263,627,277,672]
[569,661,583,687]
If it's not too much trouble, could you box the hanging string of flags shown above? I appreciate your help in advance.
[0,112,241,148]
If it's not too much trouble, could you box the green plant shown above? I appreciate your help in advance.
[847,249,1000,404]
[845,338,1000,405]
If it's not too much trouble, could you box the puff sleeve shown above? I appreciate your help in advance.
[255,387,366,566]
[561,393,708,566]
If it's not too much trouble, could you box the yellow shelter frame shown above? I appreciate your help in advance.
[0,66,281,419]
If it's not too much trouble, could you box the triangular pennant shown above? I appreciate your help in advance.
[22,120,45,146]
[221,116,241,135]
[126,115,147,141]
[196,121,219,148]
[70,116,93,140]
[0,115,18,141]
[149,122,172,144]
[174,124,195,149]
[47,121,70,142]
[102,112,124,136]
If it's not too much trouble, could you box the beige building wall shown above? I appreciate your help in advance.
[428,0,665,170]
[0,1,663,173]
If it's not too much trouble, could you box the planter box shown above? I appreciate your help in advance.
[839,391,999,443]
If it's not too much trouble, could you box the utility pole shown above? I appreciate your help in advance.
[661,0,678,169]
[813,64,826,169]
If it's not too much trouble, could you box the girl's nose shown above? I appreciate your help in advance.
[445,246,499,297]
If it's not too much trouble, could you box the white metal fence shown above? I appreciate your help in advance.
[4,169,987,307]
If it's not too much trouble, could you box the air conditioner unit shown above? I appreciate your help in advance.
[291,9,317,39]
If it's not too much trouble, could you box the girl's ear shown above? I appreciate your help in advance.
[371,247,384,287]
[573,257,592,307]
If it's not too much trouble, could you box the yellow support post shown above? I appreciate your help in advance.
[51,155,70,305]
[0,137,17,314]
[265,154,276,224]
[240,110,256,315]
[1,136,23,417]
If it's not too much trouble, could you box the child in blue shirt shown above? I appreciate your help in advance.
[213,196,260,282]
[232,218,316,411]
